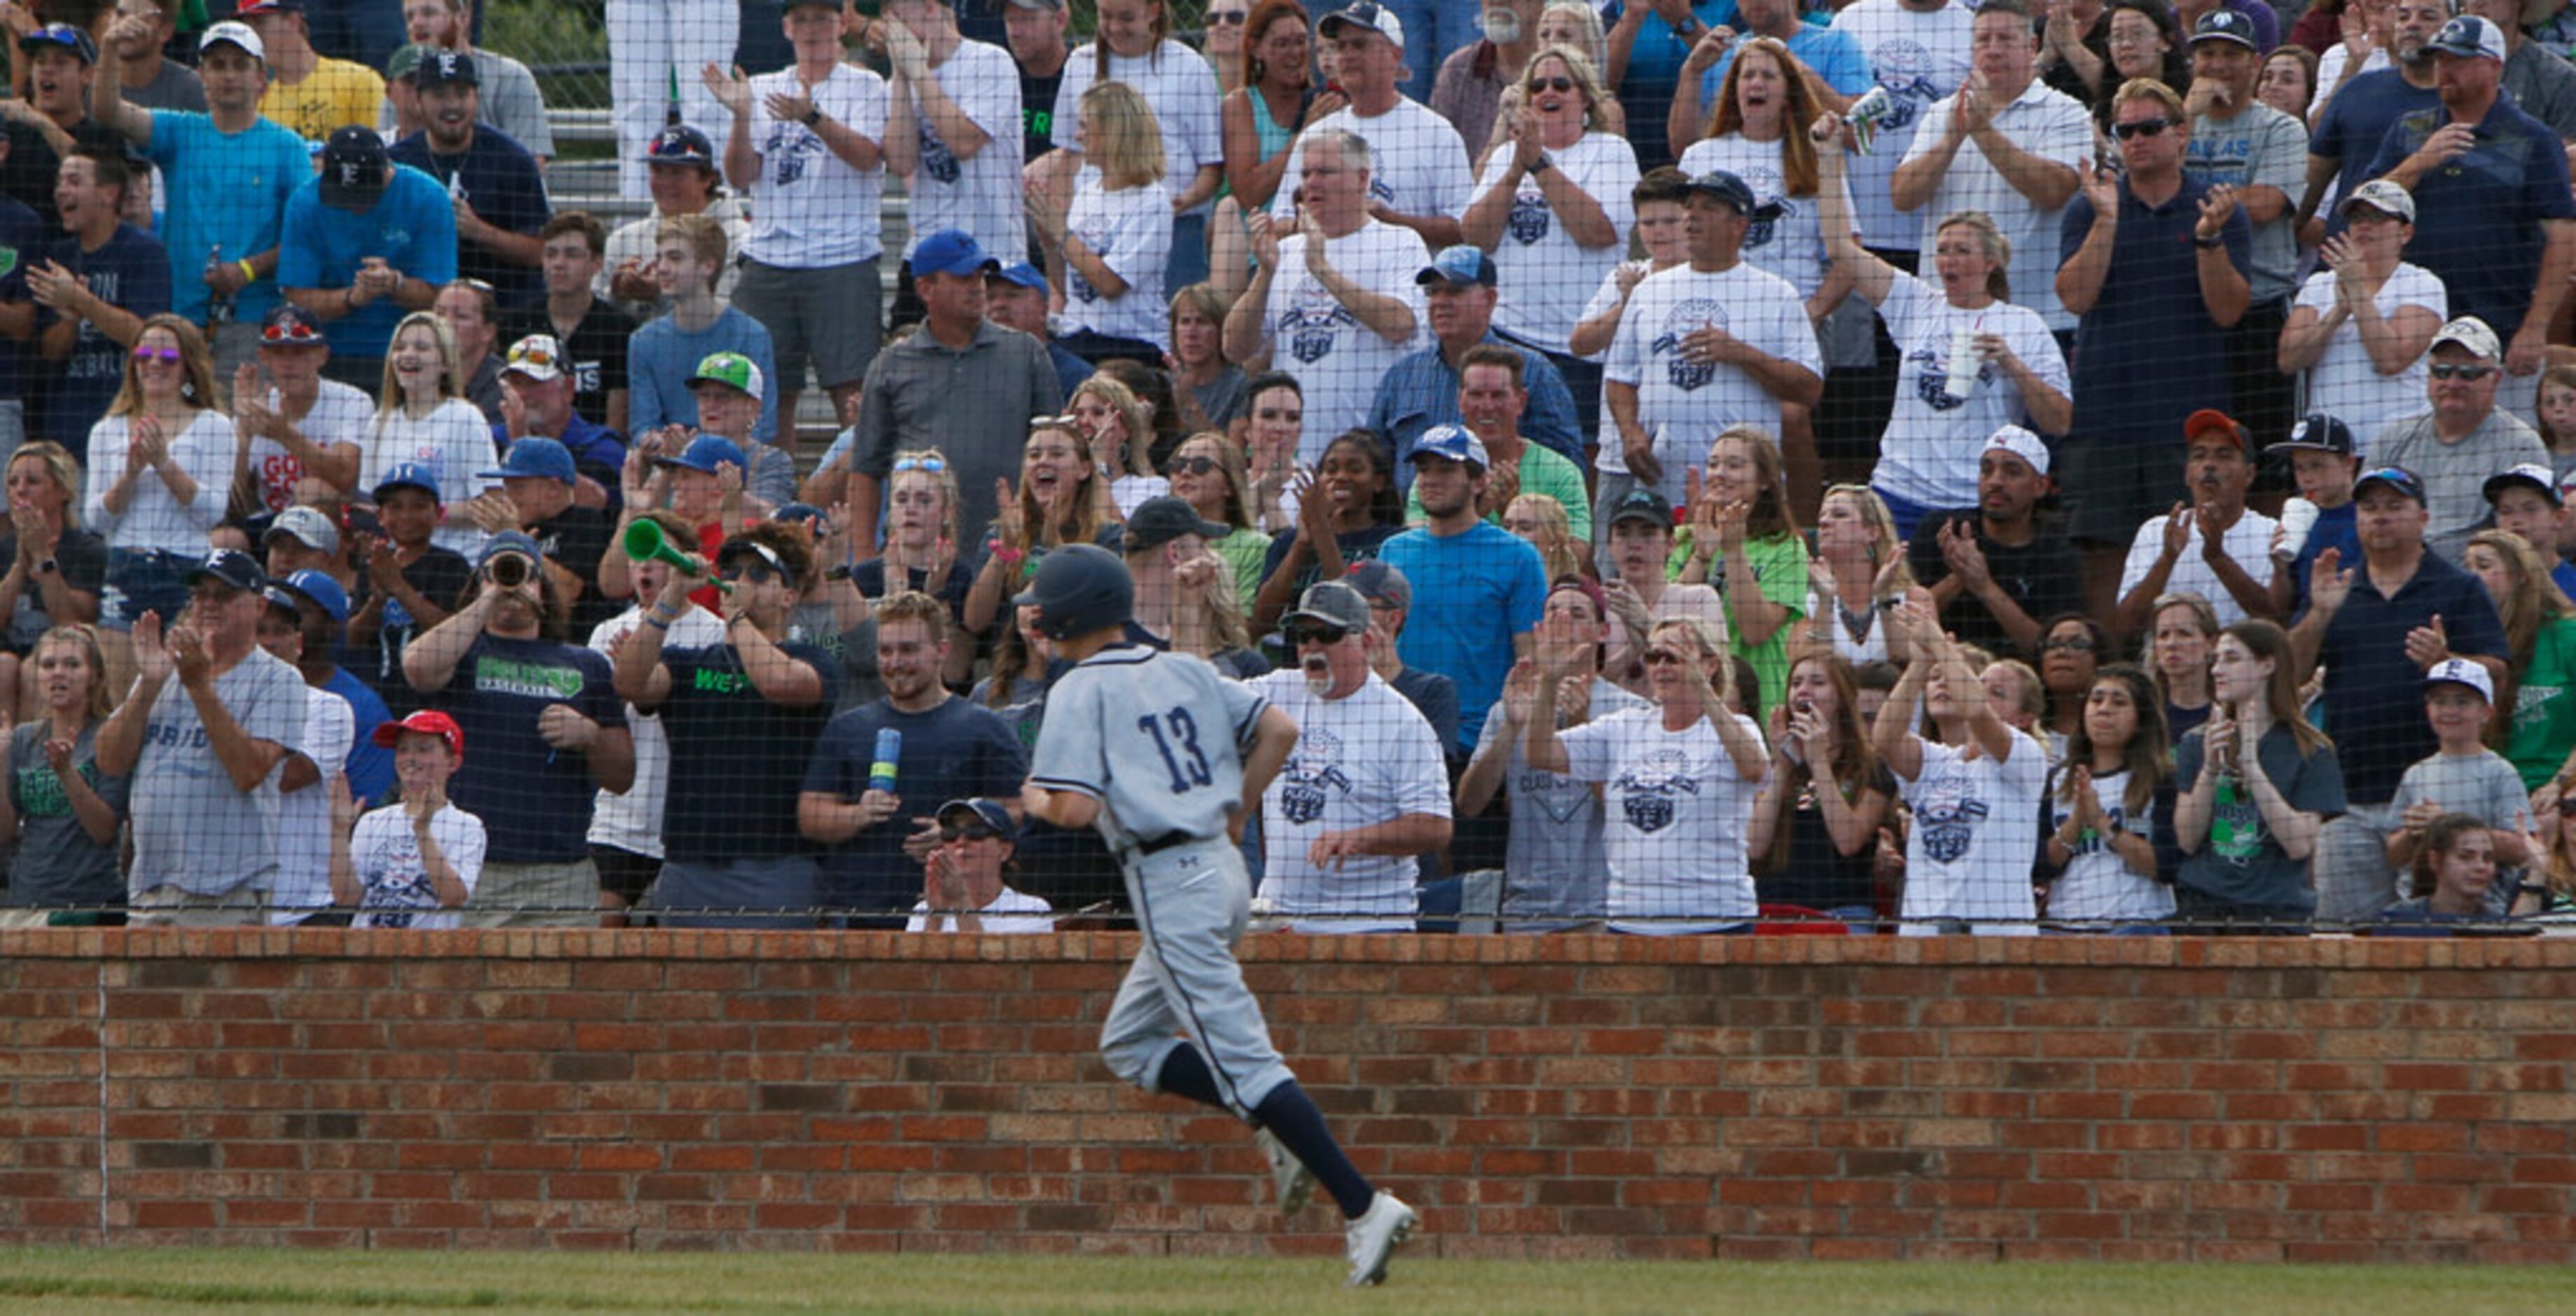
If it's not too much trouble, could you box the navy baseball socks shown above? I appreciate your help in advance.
[1155,1046,1375,1218]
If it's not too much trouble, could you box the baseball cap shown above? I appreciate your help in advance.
[715,537,790,579]
[501,334,566,383]
[1548,573,1609,621]
[909,228,1000,279]
[991,262,1049,292]
[318,125,392,211]
[199,21,266,62]
[385,43,429,83]
[2484,462,2562,508]
[1320,1,1405,47]
[1407,423,1491,472]
[235,0,305,15]
[687,351,765,401]
[1607,486,1677,530]
[182,548,266,594]
[2423,657,2495,704]
[2432,316,2503,360]
[18,23,98,65]
[1283,580,1372,634]
[936,797,1020,842]
[263,505,342,554]
[1684,170,1777,219]
[1416,245,1498,289]
[480,437,577,486]
[2355,465,2427,504]
[1118,496,1230,553]
[2429,14,2507,62]
[480,530,543,569]
[657,434,748,476]
[1983,424,2052,477]
[373,460,441,502]
[260,301,326,345]
[1006,0,1064,8]
[2189,10,2258,49]
[1342,559,1412,612]
[2341,178,2416,224]
[2183,409,2252,454]
[373,708,465,761]
[414,48,479,89]
[2275,413,2356,458]
[643,123,716,167]
[278,568,351,623]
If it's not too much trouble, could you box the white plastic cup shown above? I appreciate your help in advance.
[1945,327,1981,402]
[2276,497,2320,563]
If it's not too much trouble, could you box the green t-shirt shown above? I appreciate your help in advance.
[1401,444,1593,543]
[2508,614,2576,790]
[1665,528,1809,718]
[1212,526,1270,621]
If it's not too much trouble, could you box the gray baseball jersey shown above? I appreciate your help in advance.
[1029,645,1268,850]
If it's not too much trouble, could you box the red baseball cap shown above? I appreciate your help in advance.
[373,710,464,762]
[2182,409,2252,453]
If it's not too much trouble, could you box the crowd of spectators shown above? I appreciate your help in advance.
[12,0,2576,938]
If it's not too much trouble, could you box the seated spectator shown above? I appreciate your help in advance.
[361,310,500,558]
[626,214,781,447]
[2479,466,2576,600]
[1907,427,2085,665]
[1251,580,1454,932]
[908,797,1056,933]
[242,0,387,143]
[278,126,455,386]
[2037,663,2179,931]
[2266,413,2365,617]
[2385,657,2537,915]
[1070,374,1169,519]
[512,212,636,433]
[34,148,172,452]
[601,126,750,318]
[85,315,233,633]
[1873,599,2049,935]
[2371,811,2521,934]
[454,437,616,633]
[2175,619,2346,931]
[1371,244,1586,486]
[0,624,128,926]
[0,168,32,453]
[584,510,726,926]
[346,462,471,718]
[1346,559,1459,755]
[332,708,485,929]
[270,566,394,807]
[2115,410,2281,638]
[1119,497,1267,678]
[488,334,626,502]
[2369,316,2549,563]
[1747,647,1897,928]
[1598,487,1724,689]
[1500,493,1587,583]
[0,442,106,709]
[2032,612,2111,752]
[228,304,366,512]
[434,278,509,425]
[252,575,355,926]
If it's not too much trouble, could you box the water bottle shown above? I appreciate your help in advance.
[204,242,233,328]
[869,727,902,795]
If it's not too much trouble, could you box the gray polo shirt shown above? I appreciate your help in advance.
[853,320,1065,542]
[2369,408,2549,564]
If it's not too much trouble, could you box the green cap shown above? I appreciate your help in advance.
[685,350,766,401]
[386,41,432,82]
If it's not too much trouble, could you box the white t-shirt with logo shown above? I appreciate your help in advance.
[266,685,354,921]
[349,802,488,931]
[1872,273,2069,509]
[2041,765,2177,924]
[1477,132,1640,355]
[900,39,1024,260]
[1675,133,1852,301]
[1270,98,1475,226]
[2290,260,2447,441]
[1061,168,1176,348]
[742,63,891,268]
[1053,41,1223,216]
[242,379,373,516]
[1603,261,1823,503]
[2117,507,2282,629]
[1260,221,1433,458]
[1897,731,2046,935]
[1251,670,1452,933]
[1555,706,1768,934]
[1831,0,1976,252]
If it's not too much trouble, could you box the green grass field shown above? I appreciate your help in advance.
[4,1251,2576,1313]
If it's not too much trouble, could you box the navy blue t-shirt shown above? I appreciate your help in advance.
[40,223,170,453]
[652,639,841,863]
[801,695,1029,914]
[0,196,39,420]
[2364,95,2576,341]
[2297,551,2507,804]
[431,633,628,863]
[389,127,551,312]
[2310,71,2440,239]
[2062,177,2250,447]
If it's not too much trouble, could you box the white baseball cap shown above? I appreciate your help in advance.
[2431,316,2503,361]
[1983,424,2051,477]
[2424,657,2495,704]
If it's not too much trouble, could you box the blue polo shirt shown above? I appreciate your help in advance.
[277,163,460,360]
[323,664,396,807]
[1379,520,1548,754]
[2296,549,2506,804]
[1366,331,1585,494]
[389,127,551,313]
[2310,70,2440,239]
[145,109,312,325]
[2364,95,2576,342]
[2062,176,2251,446]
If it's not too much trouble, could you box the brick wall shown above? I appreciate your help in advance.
[1,928,2571,1261]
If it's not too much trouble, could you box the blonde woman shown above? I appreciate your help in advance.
[85,314,232,631]
[0,441,106,713]
[1070,374,1169,518]
[363,310,497,556]
[1501,492,1587,582]
[963,418,1120,638]
[1803,484,1913,666]
[0,624,127,926]
[1037,82,1174,366]
[1164,430,1268,615]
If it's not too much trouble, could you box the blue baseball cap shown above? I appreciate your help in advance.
[2355,465,2427,505]
[373,460,441,502]
[655,434,747,476]
[936,797,1019,842]
[18,23,98,65]
[481,437,577,486]
[909,228,1000,279]
[992,262,1048,292]
[1407,423,1490,472]
[480,530,543,568]
[279,568,351,622]
[1416,245,1498,288]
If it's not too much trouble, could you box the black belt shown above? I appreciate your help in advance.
[1132,831,1194,856]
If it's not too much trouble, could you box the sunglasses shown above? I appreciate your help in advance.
[261,322,322,344]
[1166,455,1220,476]
[716,561,781,585]
[939,821,1003,842]
[1286,623,1349,647]
[892,454,948,474]
[131,345,182,363]
[2112,116,2174,140]
[2430,363,2498,381]
[1527,75,1576,94]
[1207,9,1248,24]
[1641,647,1688,666]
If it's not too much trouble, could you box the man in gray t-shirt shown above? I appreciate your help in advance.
[2369,317,2549,563]
[98,550,306,924]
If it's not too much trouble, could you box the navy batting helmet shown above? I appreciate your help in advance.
[1013,542,1134,640]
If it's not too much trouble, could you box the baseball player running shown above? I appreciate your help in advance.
[1015,544,1420,1287]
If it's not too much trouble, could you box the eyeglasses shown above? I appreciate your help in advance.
[1286,623,1349,647]
[939,821,1002,842]
[1527,75,1576,94]
[2041,636,2097,653]
[1167,455,1220,476]
[2112,117,2174,140]
[1641,647,1688,666]
[261,322,322,344]
[892,454,949,474]
[131,345,182,363]
[2430,363,2499,381]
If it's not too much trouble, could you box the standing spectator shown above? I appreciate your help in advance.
[613,525,840,928]
[881,0,1024,319]
[2383,657,2537,907]
[600,127,751,319]
[1433,0,1538,154]
[455,436,618,633]
[2277,180,2445,439]
[1037,82,1174,366]
[270,566,394,808]
[2479,469,2576,599]
[1251,580,1454,931]
[1906,426,2085,664]
[1006,0,1073,168]
[1342,557,1459,754]
[1600,168,1823,509]
[390,52,549,315]
[488,334,626,501]
[435,278,508,424]
[625,214,781,447]
[513,212,636,435]
[585,510,726,924]
[278,126,457,386]
[2369,316,2549,563]
[0,22,122,240]
[606,0,739,200]
[1400,348,1589,537]
[103,0,204,113]
[1167,284,1250,437]
[1048,0,1224,290]
[666,352,792,511]
[361,310,500,558]
[332,708,484,928]
[705,0,891,449]
[2463,528,2576,796]
[227,306,364,513]
[1893,0,2090,334]
[1670,0,1875,152]
[0,153,35,455]
[2037,663,2177,930]
[0,443,104,701]
[1830,0,1974,274]
[1597,486,1723,683]
[1222,0,1313,217]
[1379,425,1548,757]
[0,623,125,925]
[91,18,312,376]
[1605,0,1735,170]
[1271,4,1475,252]
[2182,10,2308,446]
[1567,167,1692,546]
[347,461,470,719]
[2299,0,2443,240]
[1221,130,1431,451]
[2114,410,2281,636]
[85,315,230,633]
[1368,245,1585,484]
[97,549,306,924]
[237,0,385,143]
[32,149,170,453]
[2058,78,2252,613]
[1747,647,1899,926]
[976,259,1094,400]
[2365,15,2576,418]
[2149,590,2222,745]
[1799,486,1912,667]
[2268,411,2367,617]
[2458,0,2576,139]
[251,576,354,926]
[1873,599,2048,935]
[2175,619,2346,931]
[394,0,556,161]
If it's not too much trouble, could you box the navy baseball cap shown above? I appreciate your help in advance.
[937,797,1019,842]
[2429,14,2507,62]
[414,48,479,89]
[280,568,352,623]
[1416,245,1498,288]
[992,262,1049,292]
[1319,0,1404,46]
[1407,424,1490,472]
[2355,466,2427,504]
[480,530,543,568]
[183,549,267,594]
[318,126,392,210]
[481,437,577,486]
[18,23,98,65]
[656,434,747,475]
[644,124,716,167]
[2275,413,2356,458]
[1120,496,1230,553]
[2189,10,2258,49]
[910,229,1000,279]
[1684,169,1763,217]
[373,460,441,501]
[1607,486,1677,529]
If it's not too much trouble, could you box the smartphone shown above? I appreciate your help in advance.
[341,504,382,540]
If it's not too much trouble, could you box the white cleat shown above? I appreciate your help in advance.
[1255,1127,1316,1216]
[1343,1191,1418,1287]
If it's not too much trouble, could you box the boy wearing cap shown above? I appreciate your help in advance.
[347,461,472,718]
[237,1,387,144]
[2481,463,2576,598]
[511,212,636,434]
[2369,315,2549,563]
[252,575,354,925]
[681,350,796,508]
[97,549,307,925]
[2115,409,2280,637]
[277,125,457,378]
[601,126,751,318]
[229,304,369,510]
[2266,411,2366,617]
[333,708,485,930]
[626,214,780,447]
[2383,659,2536,914]
[390,49,550,314]
[907,797,1055,933]
[0,23,124,238]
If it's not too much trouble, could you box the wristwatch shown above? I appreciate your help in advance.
[801,107,824,128]
[1528,153,1554,176]
[35,558,56,575]
[2193,232,2224,250]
